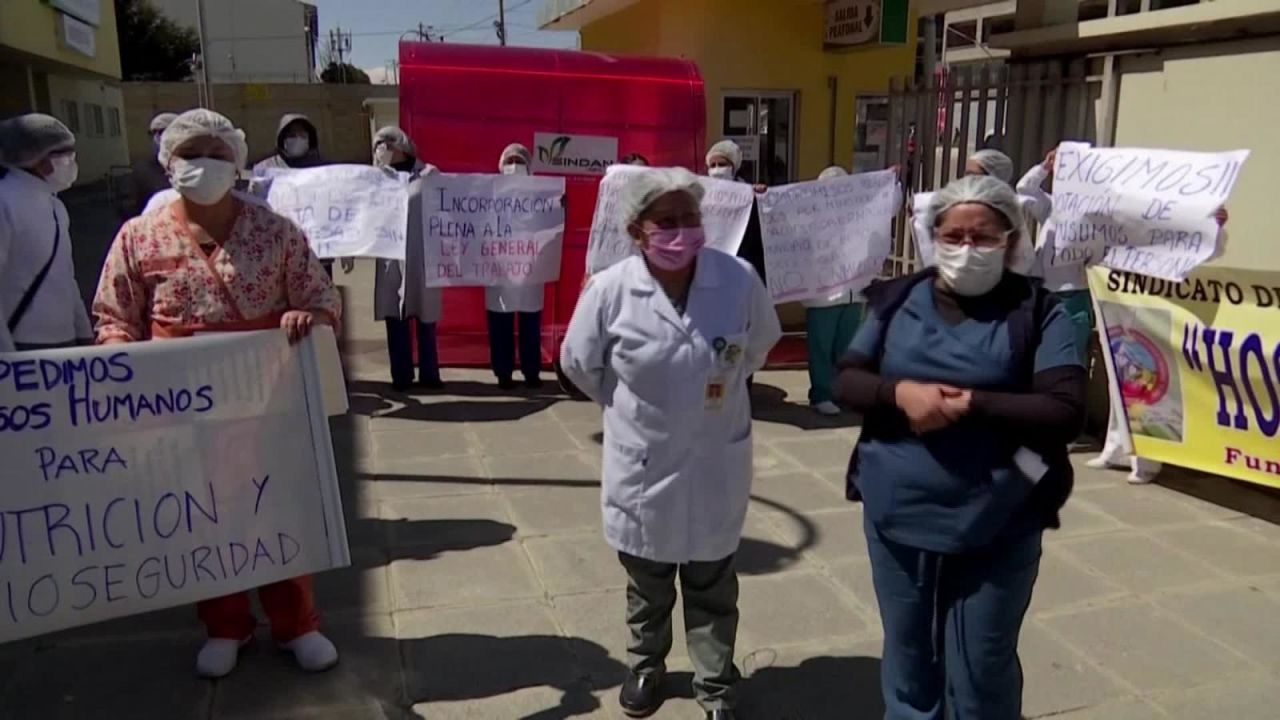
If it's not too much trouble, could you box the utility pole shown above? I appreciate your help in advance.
[495,0,507,46]
[329,27,352,82]
[194,0,214,108]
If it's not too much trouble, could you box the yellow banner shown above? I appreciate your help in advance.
[1089,266,1280,489]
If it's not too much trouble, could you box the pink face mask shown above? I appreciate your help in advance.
[643,227,706,271]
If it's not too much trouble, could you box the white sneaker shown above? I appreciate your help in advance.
[284,631,339,672]
[1086,456,1126,470]
[1126,471,1155,485]
[813,401,841,416]
[196,636,251,678]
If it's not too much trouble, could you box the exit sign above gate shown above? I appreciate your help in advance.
[825,0,909,49]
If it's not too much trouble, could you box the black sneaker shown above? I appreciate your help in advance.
[619,671,664,717]
[524,377,544,390]
[417,378,445,390]
[497,377,518,390]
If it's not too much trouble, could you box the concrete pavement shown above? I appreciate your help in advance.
[1,261,1278,719]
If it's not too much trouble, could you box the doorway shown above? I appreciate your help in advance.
[721,91,797,185]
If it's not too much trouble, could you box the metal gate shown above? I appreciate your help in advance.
[884,59,1102,276]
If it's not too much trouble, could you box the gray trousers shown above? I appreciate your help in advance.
[618,551,741,711]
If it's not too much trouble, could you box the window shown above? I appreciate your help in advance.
[1117,0,1200,15]
[88,104,105,137]
[60,100,80,134]
[107,107,121,137]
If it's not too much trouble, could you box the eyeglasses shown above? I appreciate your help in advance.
[935,229,1011,248]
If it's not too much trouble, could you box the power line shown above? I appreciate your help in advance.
[441,0,535,40]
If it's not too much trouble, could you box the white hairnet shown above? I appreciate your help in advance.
[968,149,1014,183]
[0,113,75,168]
[373,125,415,156]
[499,143,531,170]
[818,166,849,180]
[619,167,706,228]
[149,112,179,133]
[927,175,1033,272]
[706,140,742,170]
[157,109,249,169]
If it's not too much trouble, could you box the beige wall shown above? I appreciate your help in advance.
[1115,37,1280,271]
[150,0,313,83]
[122,83,398,167]
[45,74,129,185]
[0,0,122,79]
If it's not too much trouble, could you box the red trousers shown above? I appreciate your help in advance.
[197,575,320,643]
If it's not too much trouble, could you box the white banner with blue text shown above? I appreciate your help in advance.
[265,164,411,260]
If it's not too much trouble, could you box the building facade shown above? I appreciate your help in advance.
[539,0,917,183]
[151,0,318,84]
[0,0,127,186]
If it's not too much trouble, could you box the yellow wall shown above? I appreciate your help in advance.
[0,1,123,80]
[1115,37,1280,272]
[48,73,128,184]
[580,0,916,180]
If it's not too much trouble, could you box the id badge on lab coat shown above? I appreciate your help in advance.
[706,336,745,411]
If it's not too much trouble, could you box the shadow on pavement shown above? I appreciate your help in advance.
[751,383,862,431]
[347,380,561,423]
[740,653,884,719]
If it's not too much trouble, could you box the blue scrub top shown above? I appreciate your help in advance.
[851,280,1081,553]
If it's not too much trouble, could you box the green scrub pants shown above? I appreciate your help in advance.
[806,303,864,405]
[1054,289,1094,366]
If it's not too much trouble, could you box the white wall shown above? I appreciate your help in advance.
[152,0,313,83]
[46,74,129,185]
[1116,37,1280,271]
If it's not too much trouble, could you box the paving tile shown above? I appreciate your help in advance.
[1057,533,1226,593]
[363,455,490,500]
[502,483,604,537]
[770,434,858,472]
[314,546,393,614]
[765,506,865,567]
[749,470,848,516]
[472,422,581,457]
[396,601,622,708]
[1154,674,1280,720]
[737,511,811,578]
[388,543,542,611]
[0,636,213,720]
[485,450,601,483]
[378,493,514,549]
[1150,523,1280,579]
[550,589,690,688]
[1056,497,1128,538]
[1075,486,1213,529]
[736,639,885,719]
[1042,602,1253,693]
[753,441,805,476]
[524,532,626,596]
[825,558,882,624]
[1155,586,1280,667]
[1019,621,1127,718]
[211,614,403,720]
[1041,697,1168,719]
[736,571,868,652]
[1028,548,1128,617]
[370,426,477,460]
[410,683,613,719]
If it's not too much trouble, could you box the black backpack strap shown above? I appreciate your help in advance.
[1005,274,1056,386]
[8,203,62,334]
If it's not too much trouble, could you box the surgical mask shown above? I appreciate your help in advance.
[708,166,734,180]
[501,162,528,176]
[45,155,79,192]
[643,227,705,271]
[283,136,310,159]
[373,144,394,167]
[169,157,237,205]
[934,242,1006,296]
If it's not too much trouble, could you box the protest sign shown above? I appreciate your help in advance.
[421,174,566,287]
[1051,143,1249,281]
[756,169,899,303]
[1089,265,1280,489]
[265,165,410,260]
[0,332,349,643]
[585,166,756,274]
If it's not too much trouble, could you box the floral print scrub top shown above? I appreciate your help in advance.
[94,199,341,342]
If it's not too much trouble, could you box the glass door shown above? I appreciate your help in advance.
[722,91,796,185]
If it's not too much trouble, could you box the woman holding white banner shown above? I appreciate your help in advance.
[485,143,546,389]
[560,168,780,720]
[835,175,1086,719]
[92,109,342,679]
[364,126,443,391]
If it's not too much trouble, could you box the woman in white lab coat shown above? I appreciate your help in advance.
[363,126,444,391]
[485,143,546,389]
[560,168,781,720]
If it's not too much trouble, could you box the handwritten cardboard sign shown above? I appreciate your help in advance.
[1051,142,1250,281]
[420,174,566,287]
[265,164,410,260]
[585,166,757,274]
[0,332,349,643]
[756,169,899,303]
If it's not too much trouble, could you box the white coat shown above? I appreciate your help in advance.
[560,248,782,564]
[0,168,92,349]
[376,169,442,322]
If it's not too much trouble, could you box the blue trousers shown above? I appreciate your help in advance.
[487,311,542,382]
[385,318,441,388]
[867,523,1042,720]
[806,303,864,405]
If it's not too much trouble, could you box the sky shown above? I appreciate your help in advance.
[307,0,580,82]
